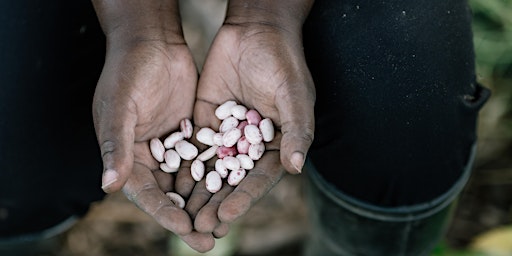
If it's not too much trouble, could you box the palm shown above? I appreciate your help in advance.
[187,24,315,232]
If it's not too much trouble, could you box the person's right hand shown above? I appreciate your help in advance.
[91,0,218,251]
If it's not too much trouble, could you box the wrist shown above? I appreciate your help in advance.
[225,0,314,32]
[92,0,185,47]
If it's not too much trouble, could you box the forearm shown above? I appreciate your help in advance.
[91,0,185,45]
[225,0,314,32]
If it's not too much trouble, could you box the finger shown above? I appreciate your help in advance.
[218,151,284,223]
[275,80,315,174]
[175,164,196,198]
[94,99,138,193]
[213,223,230,238]
[153,170,175,192]
[194,183,234,233]
[179,232,216,253]
[123,162,192,235]
[184,175,213,219]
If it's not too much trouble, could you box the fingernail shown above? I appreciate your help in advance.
[290,152,305,173]
[101,169,118,190]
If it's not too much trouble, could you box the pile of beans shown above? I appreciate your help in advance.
[149,101,275,206]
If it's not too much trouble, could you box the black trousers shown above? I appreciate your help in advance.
[304,0,489,206]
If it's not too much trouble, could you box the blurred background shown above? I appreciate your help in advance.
[53,0,512,255]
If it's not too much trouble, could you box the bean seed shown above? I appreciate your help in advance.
[217,146,237,159]
[215,100,237,120]
[160,162,179,173]
[231,105,248,120]
[223,156,241,171]
[213,133,224,146]
[197,145,218,162]
[166,192,186,209]
[191,159,205,181]
[206,171,222,193]
[164,149,181,168]
[150,138,165,162]
[175,140,198,160]
[236,154,254,170]
[244,124,263,144]
[163,131,184,149]
[180,119,193,139]
[246,109,262,125]
[237,136,250,154]
[236,121,248,134]
[196,127,216,146]
[259,118,275,142]
[219,116,239,133]
[215,159,229,178]
[228,168,246,186]
[248,142,265,160]
[222,128,242,147]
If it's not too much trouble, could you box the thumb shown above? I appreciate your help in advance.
[94,101,137,193]
[275,82,315,174]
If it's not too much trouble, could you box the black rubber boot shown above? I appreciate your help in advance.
[303,146,476,256]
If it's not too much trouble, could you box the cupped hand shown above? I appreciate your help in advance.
[92,40,216,252]
[183,23,316,234]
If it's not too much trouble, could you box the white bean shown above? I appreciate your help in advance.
[160,163,179,173]
[223,156,241,171]
[175,140,198,160]
[228,168,246,186]
[215,159,229,178]
[196,127,216,146]
[244,124,263,144]
[191,159,205,181]
[215,100,237,120]
[180,118,193,139]
[150,138,165,162]
[206,171,222,193]
[219,116,239,133]
[259,118,275,142]
[164,149,181,168]
[166,192,186,209]
[236,154,254,170]
[163,131,184,149]
[213,133,224,146]
[231,105,248,120]
[222,128,242,147]
[248,142,265,160]
[197,145,219,162]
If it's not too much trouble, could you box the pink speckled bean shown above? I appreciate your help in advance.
[219,116,239,133]
[180,118,193,139]
[236,120,248,134]
[236,154,254,170]
[216,146,238,159]
[160,163,179,173]
[228,168,246,186]
[244,124,263,144]
[196,127,216,146]
[222,128,242,147]
[174,140,198,160]
[191,159,205,181]
[164,149,181,169]
[245,109,262,125]
[215,101,237,120]
[197,145,219,162]
[163,131,184,149]
[237,136,250,154]
[206,171,222,193]
[150,138,165,162]
[166,192,186,209]
[231,105,248,120]
[248,142,265,160]
[259,118,275,142]
[215,159,229,178]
